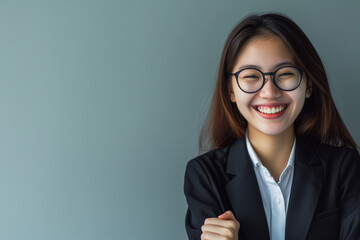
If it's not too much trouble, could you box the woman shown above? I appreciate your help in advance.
[183,13,360,240]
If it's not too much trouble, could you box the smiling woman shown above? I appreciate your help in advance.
[229,34,307,141]
[183,13,360,240]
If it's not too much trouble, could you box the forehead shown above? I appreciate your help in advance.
[233,34,295,71]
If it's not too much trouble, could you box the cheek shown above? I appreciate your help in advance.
[234,92,254,114]
[290,80,307,109]
[290,92,306,114]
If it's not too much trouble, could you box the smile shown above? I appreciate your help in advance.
[253,104,288,119]
[256,105,287,114]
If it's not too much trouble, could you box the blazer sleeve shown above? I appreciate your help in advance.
[183,158,223,240]
[339,148,360,240]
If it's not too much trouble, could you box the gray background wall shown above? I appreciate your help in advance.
[0,0,359,239]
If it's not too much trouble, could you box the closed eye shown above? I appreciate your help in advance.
[278,72,294,77]
[244,75,260,79]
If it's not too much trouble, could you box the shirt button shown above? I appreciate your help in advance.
[275,198,281,204]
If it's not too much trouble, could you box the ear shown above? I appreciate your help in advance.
[228,81,236,103]
[306,78,313,97]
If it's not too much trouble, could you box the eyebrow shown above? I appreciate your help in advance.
[236,61,295,71]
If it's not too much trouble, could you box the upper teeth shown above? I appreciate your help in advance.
[257,105,286,114]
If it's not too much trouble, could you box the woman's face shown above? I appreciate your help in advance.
[229,34,309,138]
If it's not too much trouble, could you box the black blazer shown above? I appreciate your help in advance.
[184,136,360,240]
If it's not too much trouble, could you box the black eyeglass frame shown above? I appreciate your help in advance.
[231,66,304,93]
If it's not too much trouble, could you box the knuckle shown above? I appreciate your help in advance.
[223,228,232,235]
[222,227,236,238]
[201,232,208,240]
[229,221,236,229]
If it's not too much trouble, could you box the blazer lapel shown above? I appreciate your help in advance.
[285,136,323,240]
[225,139,270,240]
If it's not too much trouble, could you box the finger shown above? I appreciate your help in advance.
[218,211,235,220]
[201,230,224,240]
[201,223,234,237]
[204,217,239,230]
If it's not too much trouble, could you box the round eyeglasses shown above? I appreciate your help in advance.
[231,66,304,93]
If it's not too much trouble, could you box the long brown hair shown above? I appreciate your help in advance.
[200,13,358,152]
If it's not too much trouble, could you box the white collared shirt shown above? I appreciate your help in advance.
[245,134,296,240]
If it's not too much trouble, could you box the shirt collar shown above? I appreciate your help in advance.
[245,130,296,168]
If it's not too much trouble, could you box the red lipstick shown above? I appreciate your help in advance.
[253,104,288,119]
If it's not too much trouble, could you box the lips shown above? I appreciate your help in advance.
[253,104,288,119]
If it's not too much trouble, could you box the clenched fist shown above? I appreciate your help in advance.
[201,211,240,240]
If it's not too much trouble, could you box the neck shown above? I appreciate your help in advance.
[248,126,295,181]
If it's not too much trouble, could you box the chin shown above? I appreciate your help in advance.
[252,124,293,137]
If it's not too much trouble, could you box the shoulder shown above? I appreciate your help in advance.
[315,143,360,181]
[316,143,360,165]
[185,146,230,178]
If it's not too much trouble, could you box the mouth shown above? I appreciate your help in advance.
[253,104,288,119]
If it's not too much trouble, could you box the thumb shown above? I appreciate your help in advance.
[218,210,235,220]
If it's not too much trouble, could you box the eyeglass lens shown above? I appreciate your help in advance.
[237,67,301,93]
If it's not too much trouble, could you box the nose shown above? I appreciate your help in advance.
[258,75,281,99]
